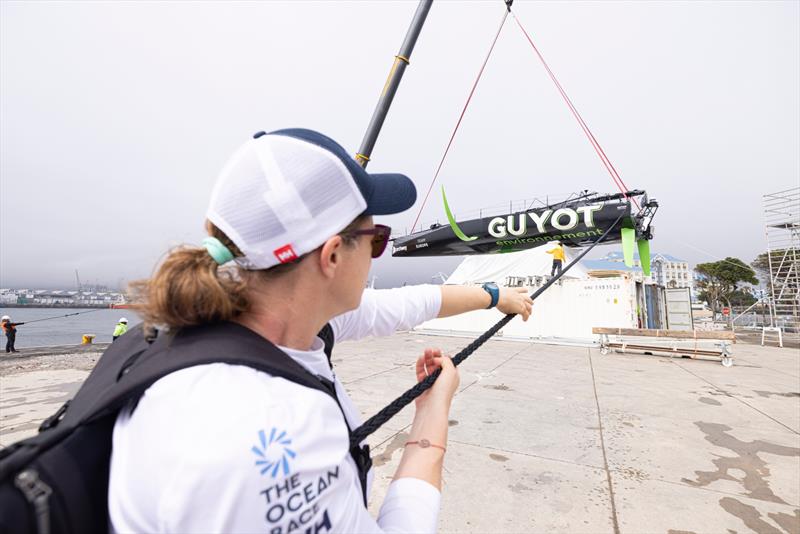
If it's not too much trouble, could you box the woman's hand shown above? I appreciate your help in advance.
[496,287,533,320]
[414,348,460,408]
[396,348,460,489]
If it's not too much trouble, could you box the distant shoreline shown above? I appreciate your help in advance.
[0,304,125,309]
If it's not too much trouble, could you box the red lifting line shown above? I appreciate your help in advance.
[510,12,638,209]
[410,9,510,234]
[410,6,638,233]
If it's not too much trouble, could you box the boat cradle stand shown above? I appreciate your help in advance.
[592,327,736,367]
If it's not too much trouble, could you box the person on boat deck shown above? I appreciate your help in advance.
[112,128,463,533]
[546,241,565,277]
[112,317,128,341]
[1,315,24,353]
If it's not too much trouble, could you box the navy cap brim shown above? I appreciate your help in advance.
[361,173,417,215]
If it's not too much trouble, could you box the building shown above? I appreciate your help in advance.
[581,251,643,278]
[582,251,692,290]
[0,288,126,307]
[650,253,692,290]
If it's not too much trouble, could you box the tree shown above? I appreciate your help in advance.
[752,251,778,298]
[728,288,757,307]
[752,249,798,294]
[752,251,772,284]
[694,257,758,314]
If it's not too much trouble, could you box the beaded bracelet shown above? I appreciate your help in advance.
[405,439,446,452]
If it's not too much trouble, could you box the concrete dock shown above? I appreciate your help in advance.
[1,334,798,533]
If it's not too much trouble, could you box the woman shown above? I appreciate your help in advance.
[109,129,460,533]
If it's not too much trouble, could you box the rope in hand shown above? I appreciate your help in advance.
[349,213,626,447]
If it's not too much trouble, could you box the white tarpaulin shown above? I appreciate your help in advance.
[444,246,588,285]
[418,275,638,341]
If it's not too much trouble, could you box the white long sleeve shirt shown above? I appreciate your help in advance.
[108,285,442,533]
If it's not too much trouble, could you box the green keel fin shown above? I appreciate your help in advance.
[638,239,651,276]
[621,227,635,267]
[442,186,477,242]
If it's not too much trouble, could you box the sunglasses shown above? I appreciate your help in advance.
[341,224,392,258]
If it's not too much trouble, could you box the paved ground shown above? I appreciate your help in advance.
[1,333,798,533]
[735,329,800,350]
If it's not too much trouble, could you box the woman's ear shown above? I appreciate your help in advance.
[318,235,344,279]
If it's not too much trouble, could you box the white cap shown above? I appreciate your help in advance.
[1,315,9,321]
[206,129,416,270]
[119,318,128,323]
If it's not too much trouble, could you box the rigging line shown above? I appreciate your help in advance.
[409,8,509,234]
[350,212,626,446]
[510,9,628,198]
[20,308,106,325]
[677,241,762,271]
[509,11,640,210]
[510,10,628,199]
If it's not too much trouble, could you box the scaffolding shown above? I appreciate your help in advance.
[763,187,800,333]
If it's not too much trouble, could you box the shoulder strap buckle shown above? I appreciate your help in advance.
[38,400,70,432]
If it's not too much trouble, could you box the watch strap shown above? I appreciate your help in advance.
[482,283,500,309]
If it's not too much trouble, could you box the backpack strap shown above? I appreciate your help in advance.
[313,323,371,505]
[313,374,371,507]
[317,322,335,368]
[107,322,333,409]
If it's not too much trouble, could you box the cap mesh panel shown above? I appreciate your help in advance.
[212,147,286,248]
[273,142,353,216]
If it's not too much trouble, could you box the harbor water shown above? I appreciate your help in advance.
[0,308,140,348]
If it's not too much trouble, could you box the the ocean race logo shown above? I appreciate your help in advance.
[252,428,297,477]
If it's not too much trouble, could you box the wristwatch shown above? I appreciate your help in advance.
[482,282,500,309]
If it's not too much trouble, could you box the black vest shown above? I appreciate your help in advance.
[0,321,371,534]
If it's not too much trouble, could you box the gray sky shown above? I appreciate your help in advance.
[1,1,798,289]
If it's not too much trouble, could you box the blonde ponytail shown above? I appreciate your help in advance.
[130,224,249,329]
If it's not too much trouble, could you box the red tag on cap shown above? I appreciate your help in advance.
[274,244,298,264]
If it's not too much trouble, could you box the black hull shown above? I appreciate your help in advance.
[393,199,639,257]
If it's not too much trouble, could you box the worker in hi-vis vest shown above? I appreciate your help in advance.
[1,315,24,353]
[112,318,128,341]
[546,241,565,277]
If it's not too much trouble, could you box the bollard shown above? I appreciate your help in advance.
[81,334,96,345]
